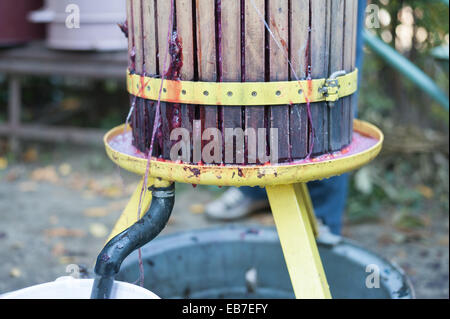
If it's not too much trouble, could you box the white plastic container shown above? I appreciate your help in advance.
[1,277,160,299]
[29,0,127,51]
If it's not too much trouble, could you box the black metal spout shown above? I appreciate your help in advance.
[91,183,175,299]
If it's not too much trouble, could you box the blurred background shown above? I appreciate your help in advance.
[0,0,448,298]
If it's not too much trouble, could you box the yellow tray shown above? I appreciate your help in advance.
[104,119,383,187]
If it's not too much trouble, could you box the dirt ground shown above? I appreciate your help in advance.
[0,144,448,299]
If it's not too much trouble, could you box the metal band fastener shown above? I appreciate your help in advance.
[127,68,358,106]
[318,70,348,107]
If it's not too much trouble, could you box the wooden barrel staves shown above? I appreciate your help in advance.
[126,0,358,165]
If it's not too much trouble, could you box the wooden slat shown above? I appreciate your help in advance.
[0,124,105,146]
[344,0,357,146]
[244,0,265,164]
[142,0,158,156]
[143,0,158,75]
[221,0,243,164]
[132,0,145,152]
[176,0,195,162]
[350,0,358,144]
[269,0,290,163]
[139,96,146,150]
[310,0,331,155]
[176,0,194,80]
[132,0,144,74]
[196,0,218,163]
[290,0,309,160]
[128,0,138,150]
[7,76,21,153]
[157,0,174,158]
[157,0,173,75]
[127,0,135,70]
[328,0,345,152]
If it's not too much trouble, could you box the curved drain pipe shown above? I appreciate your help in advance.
[91,183,175,299]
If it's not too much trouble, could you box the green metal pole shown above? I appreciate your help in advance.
[363,29,449,111]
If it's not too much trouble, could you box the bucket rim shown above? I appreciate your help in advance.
[120,225,415,299]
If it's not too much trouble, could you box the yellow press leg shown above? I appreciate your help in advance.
[106,176,153,242]
[266,183,331,299]
[295,183,319,238]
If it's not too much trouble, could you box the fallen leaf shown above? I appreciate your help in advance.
[52,243,66,257]
[58,163,72,177]
[9,268,21,278]
[61,97,81,111]
[89,223,109,238]
[87,179,102,193]
[6,170,19,182]
[393,213,426,230]
[251,213,275,226]
[400,263,416,276]
[378,233,394,246]
[83,207,110,218]
[22,148,38,163]
[416,185,434,199]
[31,166,59,184]
[68,174,86,190]
[438,236,449,246]
[103,185,122,198]
[43,228,85,238]
[167,216,176,225]
[18,181,38,192]
[189,204,205,214]
[0,157,7,170]
[59,256,76,265]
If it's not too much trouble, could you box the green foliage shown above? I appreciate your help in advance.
[362,0,449,127]
[348,1,449,226]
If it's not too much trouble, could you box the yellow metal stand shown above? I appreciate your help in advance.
[103,119,384,299]
[107,177,152,242]
[267,183,330,299]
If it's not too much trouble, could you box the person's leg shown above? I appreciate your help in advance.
[204,186,270,221]
[308,176,349,235]
[208,181,348,235]
[242,178,349,235]
[239,186,267,200]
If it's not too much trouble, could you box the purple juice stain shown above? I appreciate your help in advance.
[109,131,378,164]
[118,20,129,38]
[165,31,184,145]
[165,31,184,81]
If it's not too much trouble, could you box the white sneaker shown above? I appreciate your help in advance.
[205,188,270,221]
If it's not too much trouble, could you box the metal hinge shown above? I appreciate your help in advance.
[319,70,347,107]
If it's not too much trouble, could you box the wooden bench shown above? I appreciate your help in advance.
[0,42,128,152]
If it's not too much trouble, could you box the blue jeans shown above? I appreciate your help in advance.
[240,176,349,235]
[239,0,367,235]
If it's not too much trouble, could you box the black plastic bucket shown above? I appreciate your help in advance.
[117,226,414,299]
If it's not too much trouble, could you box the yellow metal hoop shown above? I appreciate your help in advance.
[126,69,358,106]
